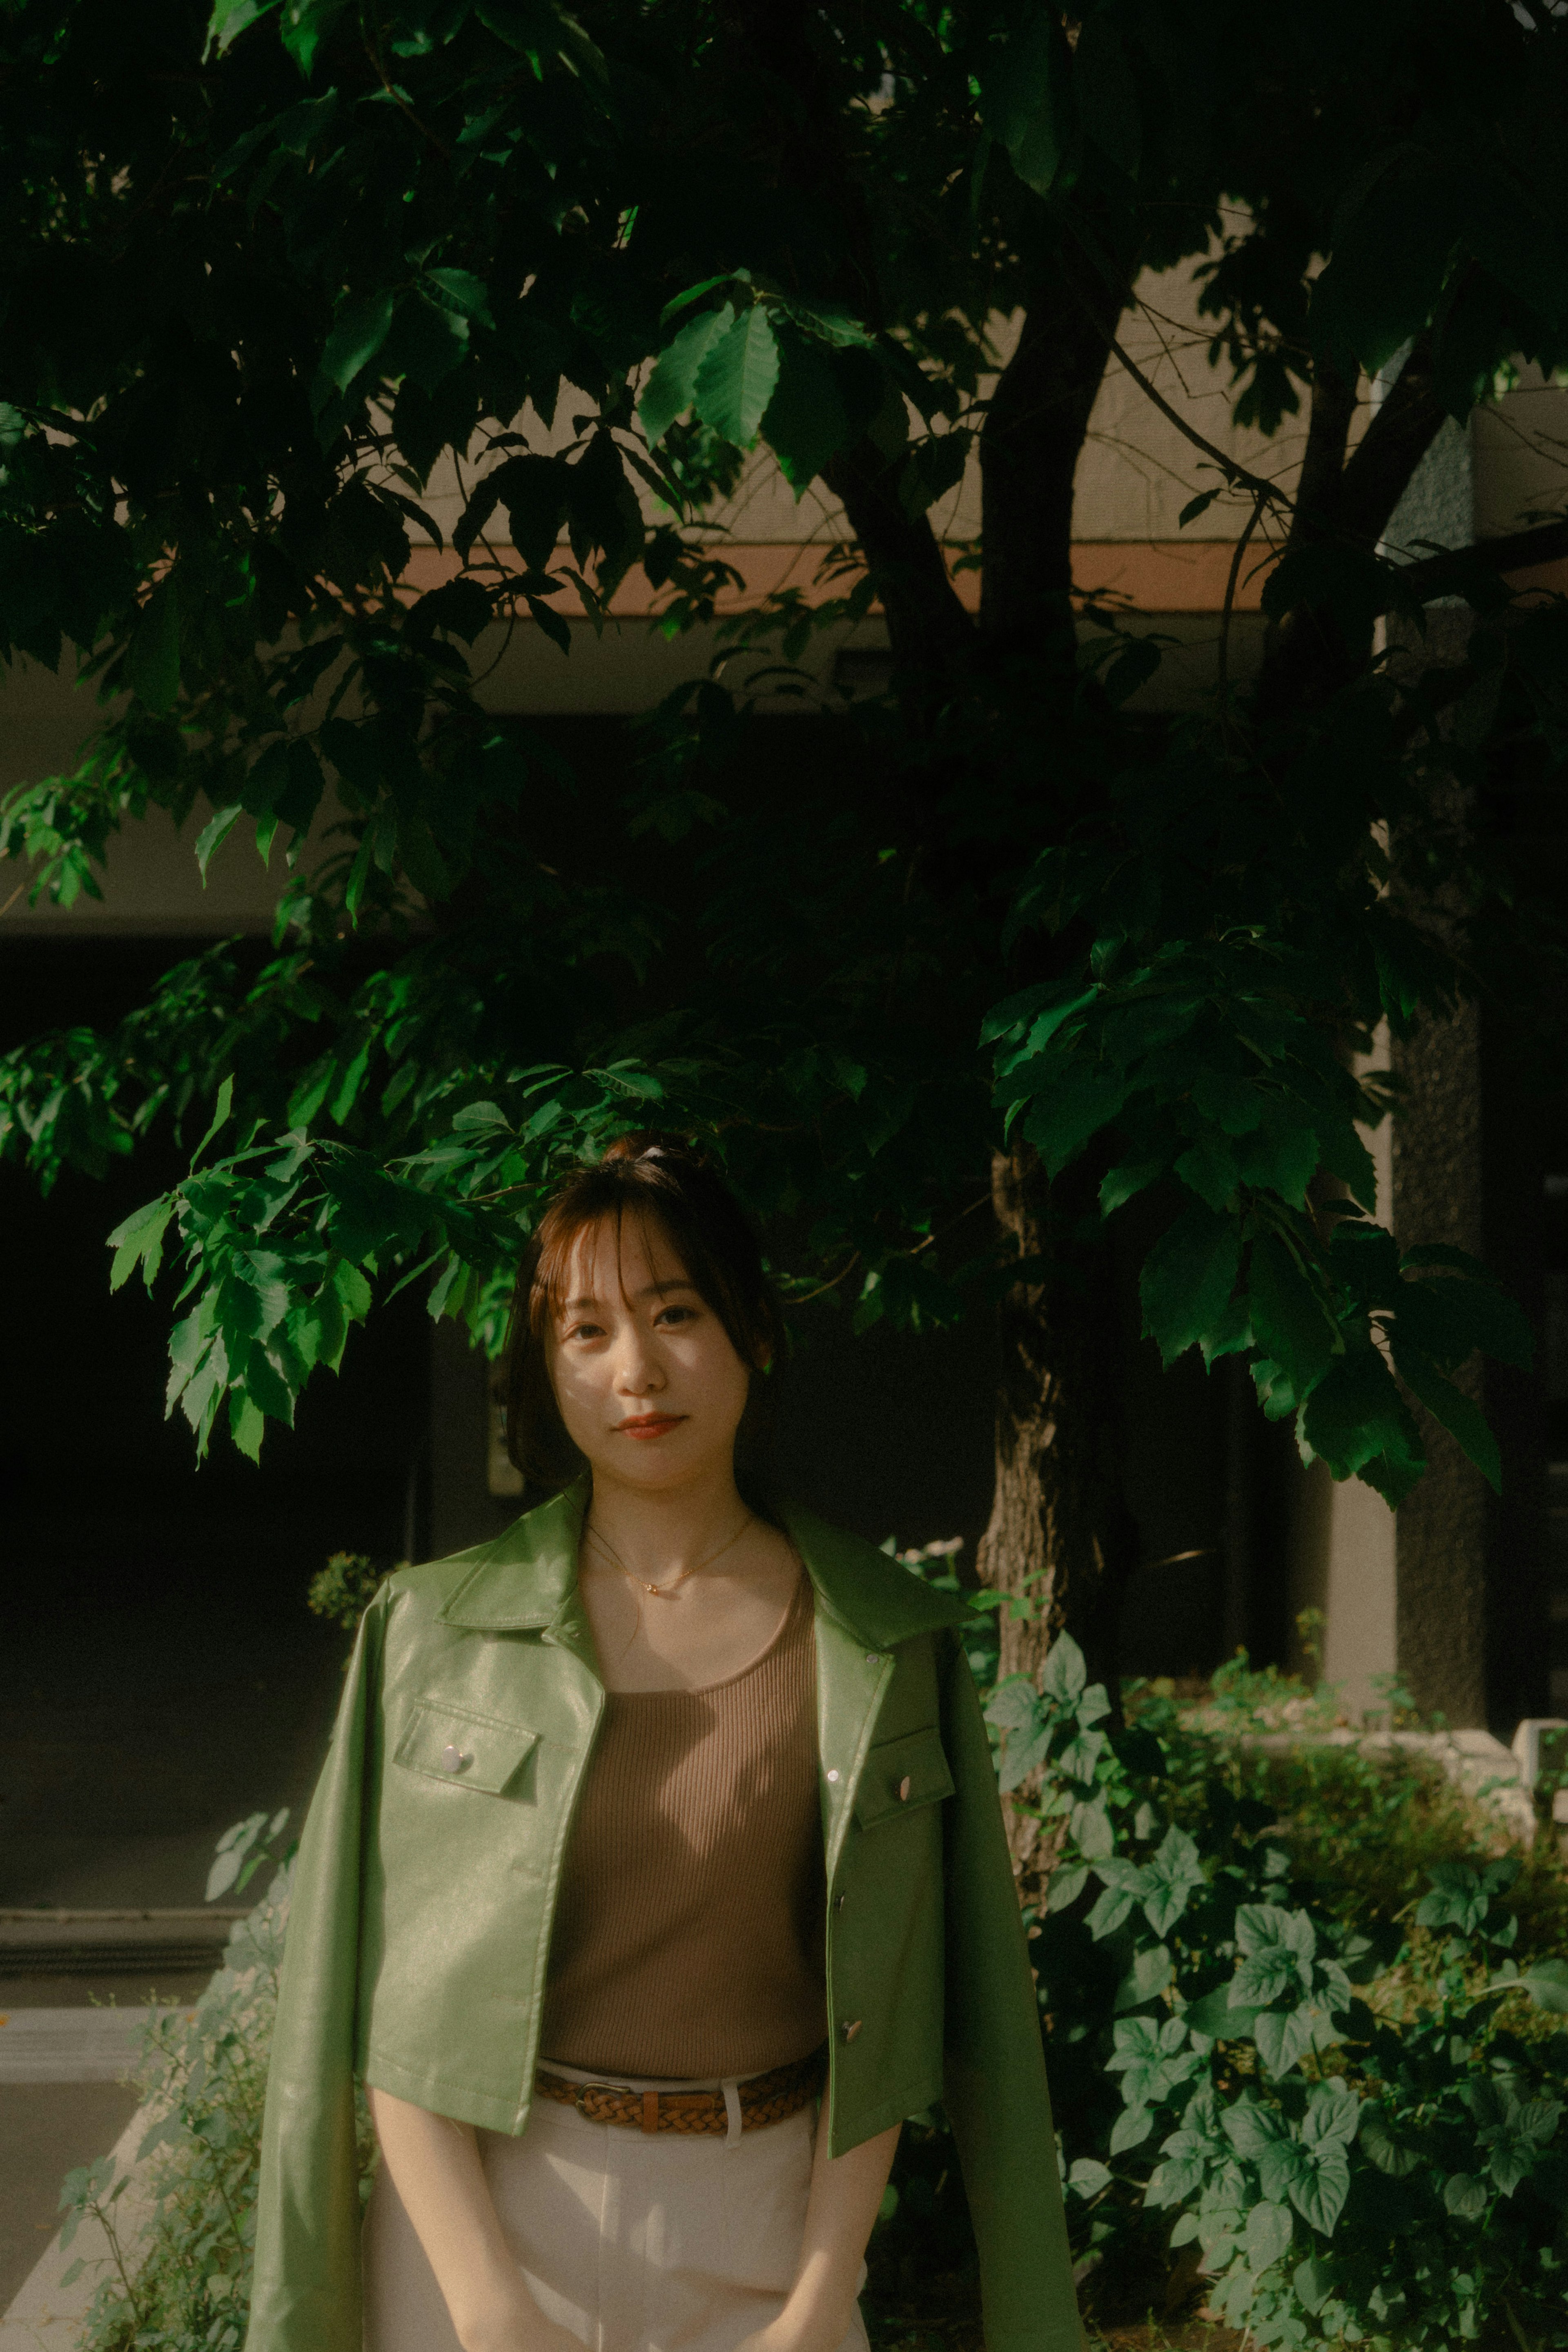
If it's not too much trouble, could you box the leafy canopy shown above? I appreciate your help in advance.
[0,0,1563,1484]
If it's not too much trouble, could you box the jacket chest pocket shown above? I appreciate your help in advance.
[392,1697,541,1797]
[853,1724,954,1828]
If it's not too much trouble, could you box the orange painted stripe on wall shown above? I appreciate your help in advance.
[401,539,1279,618]
[401,537,1568,618]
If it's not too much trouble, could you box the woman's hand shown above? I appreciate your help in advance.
[740,2116,901,2352]
[369,2087,586,2352]
[733,2316,847,2352]
[459,2300,586,2352]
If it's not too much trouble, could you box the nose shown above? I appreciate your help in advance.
[611,1324,665,1396]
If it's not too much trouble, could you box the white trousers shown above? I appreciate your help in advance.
[362,2069,871,2352]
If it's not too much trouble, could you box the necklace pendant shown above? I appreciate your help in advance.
[645,1581,663,1596]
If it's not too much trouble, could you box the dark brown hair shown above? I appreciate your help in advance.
[501,1133,784,1499]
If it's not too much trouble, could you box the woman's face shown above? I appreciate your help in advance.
[544,1211,759,1494]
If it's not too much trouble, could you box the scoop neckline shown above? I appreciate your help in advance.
[606,1562,809,1700]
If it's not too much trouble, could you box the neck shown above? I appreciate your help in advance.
[583,1463,752,1576]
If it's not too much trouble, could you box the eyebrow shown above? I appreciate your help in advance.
[561,1279,700,1311]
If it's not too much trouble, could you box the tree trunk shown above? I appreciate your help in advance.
[975,1146,1142,1870]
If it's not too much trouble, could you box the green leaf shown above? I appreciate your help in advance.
[1020,1066,1134,1177]
[1298,1342,1422,1485]
[1100,1156,1165,1216]
[1247,1234,1338,1397]
[762,327,853,493]
[195,804,244,882]
[1140,1827,1207,1936]
[424,267,494,326]
[1358,2101,1425,2178]
[1256,2004,1323,2077]
[1109,2104,1154,2154]
[639,304,733,446]
[1140,1203,1241,1365]
[190,1076,236,1170]
[1184,1984,1263,2040]
[694,306,781,448]
[1040,1632,1088,1706]
[280,0,351,76]
[1294,2258,1337,2315]
[108,1197,175,1293]
[127,580,181,713]
[1285,2139,1350,2235]
[1444,2171,1489,2220]
[1235,1105,1318,1208]
[1071,1797,1115,1859]
[1174,1131,1239,1212]
[1114,1943,1174,2013]
[979,13,1072,196]
[1046,1864,1089,1914]
[1396,1267,1533,1371]
[205,0,279,54]
[1245,2198,1293,2273]
[230,1388,267,1460]
[1191,1067,1263,1135]
[1500,1957,1568,2015]
[1390,1339,1501,1490]
[1222,2094,1289,2161]
[320,291,396,396]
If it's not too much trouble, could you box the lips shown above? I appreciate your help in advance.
[615,1414,686,1440]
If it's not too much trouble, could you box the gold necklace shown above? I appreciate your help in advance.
[583,1512,755,1597]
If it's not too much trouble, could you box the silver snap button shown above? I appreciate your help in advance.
[864,1653,881,1666]
[441,1744,468,1774]
[826,1769,840,1784]
[840,2018,863,2043]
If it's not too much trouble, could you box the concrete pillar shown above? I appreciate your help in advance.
[1286,1025,1399,1717]
[1391,999,1490,1724]
[1378,384,1492,1724]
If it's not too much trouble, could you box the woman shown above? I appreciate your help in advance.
[245,1137,1080,2352]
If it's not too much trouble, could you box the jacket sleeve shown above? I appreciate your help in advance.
[940,1632,1081,2352]
[245,1590,385,2352]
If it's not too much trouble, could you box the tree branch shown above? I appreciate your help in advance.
[980,224,1139,678]
[1097,315,1292,516]
[1332,332,1447,549]
[1396,515,1568,603]
[1289,357,1357,542]
[822,440,975,675]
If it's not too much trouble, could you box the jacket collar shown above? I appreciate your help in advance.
[435,1482,967,1652]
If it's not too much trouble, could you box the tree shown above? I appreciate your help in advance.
[1,0,1562,1729]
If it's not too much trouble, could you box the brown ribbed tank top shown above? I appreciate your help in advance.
[539,1568,827,2080]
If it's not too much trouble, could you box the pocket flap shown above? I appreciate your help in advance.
[393,1697,540,1797]
[853,1725,954,1829]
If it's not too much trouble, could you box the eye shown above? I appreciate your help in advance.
[565,1317,606,1342]
[655,1302,696,1327]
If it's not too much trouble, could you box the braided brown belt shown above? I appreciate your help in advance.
[534,2046,826,2136]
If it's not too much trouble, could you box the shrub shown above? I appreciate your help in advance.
[60,1819,378,2352]
[998,1635,1568,2350]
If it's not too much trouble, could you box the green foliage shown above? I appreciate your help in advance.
[2,0,1567,1503]
[61,1821,377,2352]
[987,1641,1568,2347]
[306,1549,398,1632]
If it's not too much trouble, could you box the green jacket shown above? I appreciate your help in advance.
[246,1486,1079,2352]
